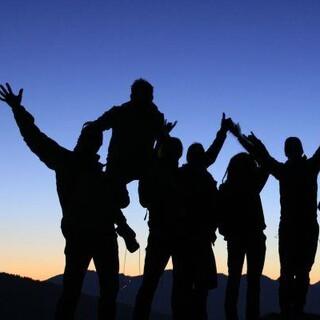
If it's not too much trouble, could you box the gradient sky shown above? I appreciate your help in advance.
[1,0,320,283]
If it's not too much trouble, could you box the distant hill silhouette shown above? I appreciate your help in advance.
[0,272,169,320]
[0,271,319,319]
[261,313,320,320]
[48,270,320,319]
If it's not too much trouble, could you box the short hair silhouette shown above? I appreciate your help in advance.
[74,121,103,153]
[158,137,183,161]
[130,79,154,103]
[284,137,304,159]
[186,142,206,166]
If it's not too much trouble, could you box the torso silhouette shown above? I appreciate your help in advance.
[12,105,128,233]
[219,172,267,239]
[179,163,218,238]
[139,159,183,234]
[96,101,164,181]
[277,157,318,224]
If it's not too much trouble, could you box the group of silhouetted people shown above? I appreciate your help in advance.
[0,80,319,320]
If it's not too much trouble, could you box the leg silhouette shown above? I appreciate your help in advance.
[225,240,245,320]
[246,236,266,320]
[55,252,91,320]
[133,234,171,320]
[93,239,119,320]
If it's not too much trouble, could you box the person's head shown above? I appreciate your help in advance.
[73,122,103,155]
[158,137,183,165]
[130,78,153,104]
[284,137,304,160]
[224,152,257,184]
[186,143,206,167]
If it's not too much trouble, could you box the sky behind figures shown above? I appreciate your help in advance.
[0,0,320,282]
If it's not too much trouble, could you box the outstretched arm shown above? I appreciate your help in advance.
[0,83,69,170]
[228,122,259,154]
[227,121,283,179]
[244,133,283,180]
[205,113,231,167]
[91,105,120,131]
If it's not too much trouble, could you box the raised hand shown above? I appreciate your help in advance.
[0,83,23,108]
[163,119,177,135]
[246,132,268,152]
[221,112,236,133]
[229,122,242,138]
[247,132,261,144]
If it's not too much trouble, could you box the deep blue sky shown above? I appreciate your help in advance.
[0,0,320,280]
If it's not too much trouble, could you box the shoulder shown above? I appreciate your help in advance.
[149,103,164,121]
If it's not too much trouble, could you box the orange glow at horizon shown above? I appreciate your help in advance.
[3,244,319,285]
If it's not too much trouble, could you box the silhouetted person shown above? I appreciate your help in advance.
[133,114,231,320]
[171,113,231,320]
[237,132,320,319]
[175,143,220,320]
[133,129,184,320]
[219,151,268,320]
[0,83,139,320]
[92,79,165,185]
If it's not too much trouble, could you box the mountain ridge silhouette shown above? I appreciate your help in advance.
[0,271,319,319]
[48,270,320,319]
[0,272,169,320]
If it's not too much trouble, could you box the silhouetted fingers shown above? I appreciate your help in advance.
[0,97,5,101]
[18,88,24,98]
[222,112,226,120]
[250,131,256,137]
[6,83,13,94]
[0,84,9,96]
[248,132,261,144]
[0,90,7,100]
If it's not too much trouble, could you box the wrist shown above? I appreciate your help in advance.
[219,126,228,135]
[10,103,21,111]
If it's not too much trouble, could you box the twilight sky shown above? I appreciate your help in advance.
[0,0,320,282]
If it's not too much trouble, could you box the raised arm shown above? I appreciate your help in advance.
[205,113,231,167]
[226,122,258,156]
[226,120,281,178]
[243,132,283,180]
[310,146,320,172]
[255,164,270,192]
[0,83,69,170]
[153,119,177,153]
[91,105,120,131]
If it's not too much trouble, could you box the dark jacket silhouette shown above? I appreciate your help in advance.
[241,134,320,318]
[8,102,134,320]
[171,117,229,320]
[175,157,219,320]
[11,104,129,230]
[133,135,184,320]
[93,80,164,183]
[134,116,229,320]
[219,152,268,320]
